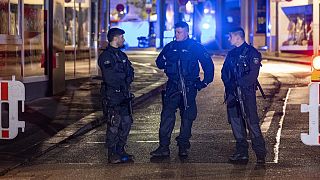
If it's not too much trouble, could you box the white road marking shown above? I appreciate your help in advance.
[136,140,159,143]
[273,88,291,163]
[261,111,275,133]
[86,142,105,144]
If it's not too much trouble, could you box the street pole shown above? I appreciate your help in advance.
[313,0,319,57]
[275,1,279,56]
[157,0,165,48]
[266,0,270,52]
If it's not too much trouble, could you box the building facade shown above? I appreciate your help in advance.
[267,0,315,54]
[0,0,100,100]
[2,0,315,101]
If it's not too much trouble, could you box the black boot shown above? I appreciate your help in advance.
[178,147,188,157]
[256,155,266,165]
[108,147,122,164]
[117,146,134,162]
[228,153,249,164]
[150,146,170,157]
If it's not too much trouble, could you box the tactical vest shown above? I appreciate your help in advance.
[235,47,250,79]
[164,40,200,81]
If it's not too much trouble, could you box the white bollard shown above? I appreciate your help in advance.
[301,82,320,145]
[0,75,25,139]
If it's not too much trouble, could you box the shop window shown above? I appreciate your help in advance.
[65,0,93,79]
[0,44,22,79]
[0,0,21,36]
[280,3,313,51]
[65,1,89,47]
[0,0,9,34]
[0,0,22,80]
[23,0,45,77]
[256,0,266,34]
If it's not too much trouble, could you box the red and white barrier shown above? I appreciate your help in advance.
[0,76,25,139]
[301,82,320,145]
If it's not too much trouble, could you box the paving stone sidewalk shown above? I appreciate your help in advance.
[0,62,166,176]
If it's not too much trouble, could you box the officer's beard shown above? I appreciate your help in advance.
[120,44,126,49]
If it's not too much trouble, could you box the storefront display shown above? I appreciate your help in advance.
[278,1,314,51]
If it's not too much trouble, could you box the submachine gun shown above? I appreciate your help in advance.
[177,57,188,110]
[232,48,266,121]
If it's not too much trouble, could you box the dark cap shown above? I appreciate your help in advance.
[174,21,189,31]
[229,27,244,33]
[107,28,125,42]
[229,27,245,39]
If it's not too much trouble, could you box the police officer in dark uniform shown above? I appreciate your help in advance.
[98,28,134,164]
[150,22,214,157]
[221,27,267,164]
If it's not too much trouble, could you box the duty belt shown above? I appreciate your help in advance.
[168,79,195,86]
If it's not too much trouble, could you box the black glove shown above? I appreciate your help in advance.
[195,81,207,91]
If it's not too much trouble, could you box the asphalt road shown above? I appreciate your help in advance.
[2,56,318,179]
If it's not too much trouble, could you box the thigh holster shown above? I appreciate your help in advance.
[105,106,120,127]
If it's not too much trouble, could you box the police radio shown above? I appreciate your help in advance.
[0,75,25,139]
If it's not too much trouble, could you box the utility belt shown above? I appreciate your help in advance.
[101,82,134,116]
[242,83,256,91]
[101,82,130,94]
[168,77,199,87]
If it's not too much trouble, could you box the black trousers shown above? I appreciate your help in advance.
[104,102,132,151]
[226,87,266,157]
[159,81,198,149]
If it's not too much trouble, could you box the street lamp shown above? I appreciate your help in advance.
[313,0,319,57]
[311,56,320,82]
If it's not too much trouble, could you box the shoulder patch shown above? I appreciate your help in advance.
[253,57,260,65]
[103,60,112,68]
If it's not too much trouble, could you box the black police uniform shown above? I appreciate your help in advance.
[98,45,134,162]
[153,38,214,156]
[221,42,266,163]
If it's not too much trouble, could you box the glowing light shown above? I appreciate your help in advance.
[227,16,233,23]
[200,14,216,43]
[202,23,210,29]
[313,56,320,70]
[204,8,209,14]
[186,1,193,13]
[166,4,174,30]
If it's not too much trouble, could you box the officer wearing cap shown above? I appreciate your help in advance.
[150,21,214,158]
[98,28,134,164]
[221,27,267,165]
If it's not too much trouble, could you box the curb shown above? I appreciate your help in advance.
[0,77,167,176]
